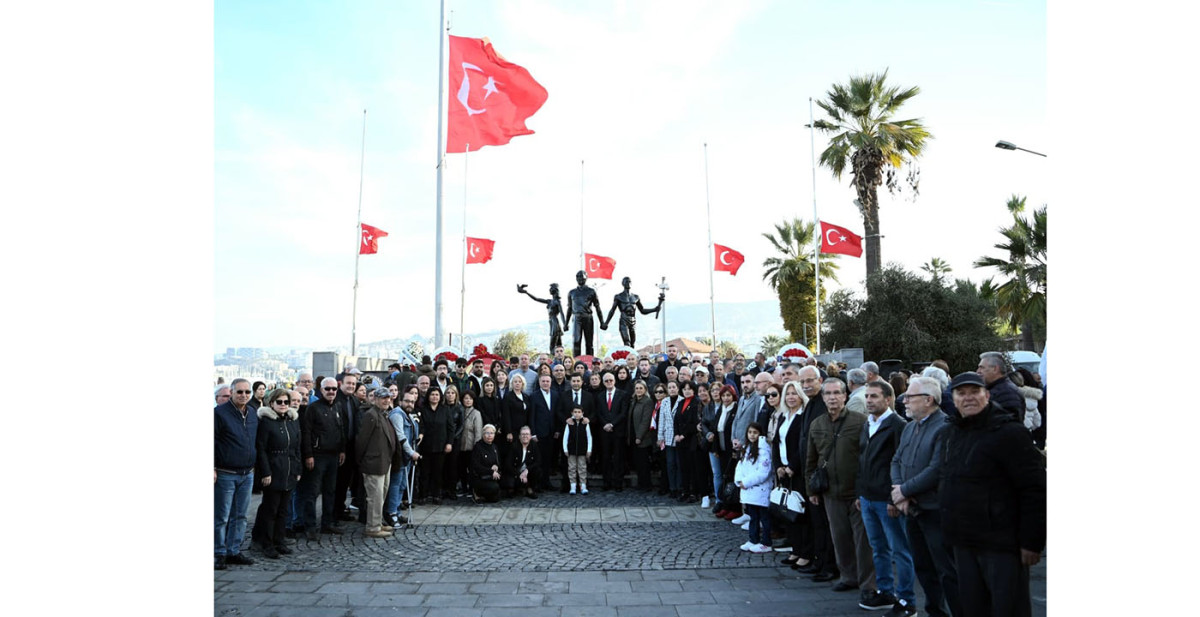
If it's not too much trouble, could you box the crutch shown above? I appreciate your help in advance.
[403,457,418,529]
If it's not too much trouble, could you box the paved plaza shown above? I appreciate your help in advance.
[215,489,1046,616]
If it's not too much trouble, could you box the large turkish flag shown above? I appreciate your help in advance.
[713,243,745,275]
[447,35,548,153]
[584,253,616,279]
[465,237,495,264]
[820,220,863,257]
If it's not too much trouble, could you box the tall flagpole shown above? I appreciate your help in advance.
[703,143,717,351]
[809,97,821,354]
[579,159,585,272]
[433,0,449,347]
[459,143,469,350]
[351,108,367,356]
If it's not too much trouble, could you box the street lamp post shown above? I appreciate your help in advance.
[995,140,1047,157]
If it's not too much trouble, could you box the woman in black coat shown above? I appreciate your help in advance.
[501,374,530,446]
[470,424,502,503]
[417,387,451,504]
[673,381,701,502]
[252,388,301,558]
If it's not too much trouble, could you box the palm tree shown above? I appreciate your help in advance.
[974,195,1047,351]
[921,257,952,284]
[761,218,840,349]
[813,70,932,280]
[759,334,788,357]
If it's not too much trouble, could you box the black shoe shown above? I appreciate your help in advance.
[782,555,800,566]
[884,599,917,617]
[338,510,356,522]
[357,512,367,524]
[395,515,408,525]
[305,529,320,541]
[214,555,227,570]
[795,563,820,574]
[830,581,857,591]
[329,520,344,529]
[225,552,255,565]
[859,591,898,611]
[812,572,838,583]
[321,526,344,535]
[261,545,280,559]
[274,544,293,555]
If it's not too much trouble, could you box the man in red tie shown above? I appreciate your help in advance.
[596,372,630,492]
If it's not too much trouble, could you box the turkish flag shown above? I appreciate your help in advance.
[820,221,863,257]
[465,237,495,264]
[360,223,388,255]
[447,35,548,153]
[584,253,616,279]
[713,243,745,275]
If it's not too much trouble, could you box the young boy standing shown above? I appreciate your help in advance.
[562,406,593,495]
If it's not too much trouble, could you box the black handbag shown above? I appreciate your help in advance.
[807,415,845,496]
[718,456,740,505]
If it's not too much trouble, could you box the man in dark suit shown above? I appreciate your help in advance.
[596,371,630,491]
[529,374,560,491]
[502,426,541,498]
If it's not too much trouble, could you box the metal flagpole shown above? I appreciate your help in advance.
[352,108,367,355]
[433,0,449,347]
[459,143,469,350]
[808,98,821,354]
[579,159,585,272]
[703,143,717,351]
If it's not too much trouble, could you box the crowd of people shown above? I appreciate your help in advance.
[214,344,1046,617]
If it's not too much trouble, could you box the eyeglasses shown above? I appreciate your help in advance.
[323,387,338,392]
[766,392,779,398]
[272,399,289,406]
[234,390,251,394]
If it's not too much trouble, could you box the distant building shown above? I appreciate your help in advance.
[637,337,713,358]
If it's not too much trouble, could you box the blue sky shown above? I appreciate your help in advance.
[215,0,1046,353]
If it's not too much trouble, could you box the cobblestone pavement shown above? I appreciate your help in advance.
[216,489,1047,616]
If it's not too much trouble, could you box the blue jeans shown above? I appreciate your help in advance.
[859,497,916,604]
[746,503,771,545]
[385,464,410,516]
[214,470,254,556]
[664,447,681,491]
[709,453,723,501]
[287,489,301,529]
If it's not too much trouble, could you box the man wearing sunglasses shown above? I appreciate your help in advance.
[299,377,347,541]
[215,378,259,570]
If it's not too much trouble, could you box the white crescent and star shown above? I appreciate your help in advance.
[457,63,501,116]
[470,243,480,257]
[362,233,373,246]
[719,250,733,265]
[825,228,848,245]
[588,258,600,272]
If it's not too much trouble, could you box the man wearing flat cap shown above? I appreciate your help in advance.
[939,372,1045,617]
[356,386,400,538]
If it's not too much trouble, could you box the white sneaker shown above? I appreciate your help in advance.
[731,514,751,525]
[701,496,711,509]
[750,543,773,553]
[739,541,754,551]
[580,484,588,495]
[569,485,576,495]
[740,521,750,530]
[773,545,792,552]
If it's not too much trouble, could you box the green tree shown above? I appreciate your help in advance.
[761,218,840,350]
[493,330,533,360]
[759,334,788,357]
[974,195,1047,351]
[921,257,952,285]
[822,265,1005,374]
[813,70,933,280]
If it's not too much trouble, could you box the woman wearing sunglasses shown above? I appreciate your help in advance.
[252,388,301,559]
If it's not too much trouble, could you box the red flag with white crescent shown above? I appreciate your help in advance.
[360,223,388,255]
[820,220,863,257]
[447,35,548,153]
[713,243,745,275]
[465,237,495,264]
[583,253,616,279]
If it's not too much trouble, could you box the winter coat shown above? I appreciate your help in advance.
[355,405,397,476]
[1018,386,1043,431]
[418,403,452,454]
[939,402,1046,554]
[300,397,345,458]
[476,394,502,432]
[987,377,1026,423]
[735,436,773,507]
[890,410,951,510]
[628,394,656,447]
[443,401,465,450]
[215,401,258,471]
[388,408,419,468]
[732,392,762,447]
[254,405,300,491]
[674,397,700,451]
[656,396,680,446]
[501,390,530,439]
[471,440,501,480]
[855,411,907,502]
[805,409,868,501]
[460,406,483,451]
[562,419,593,455]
